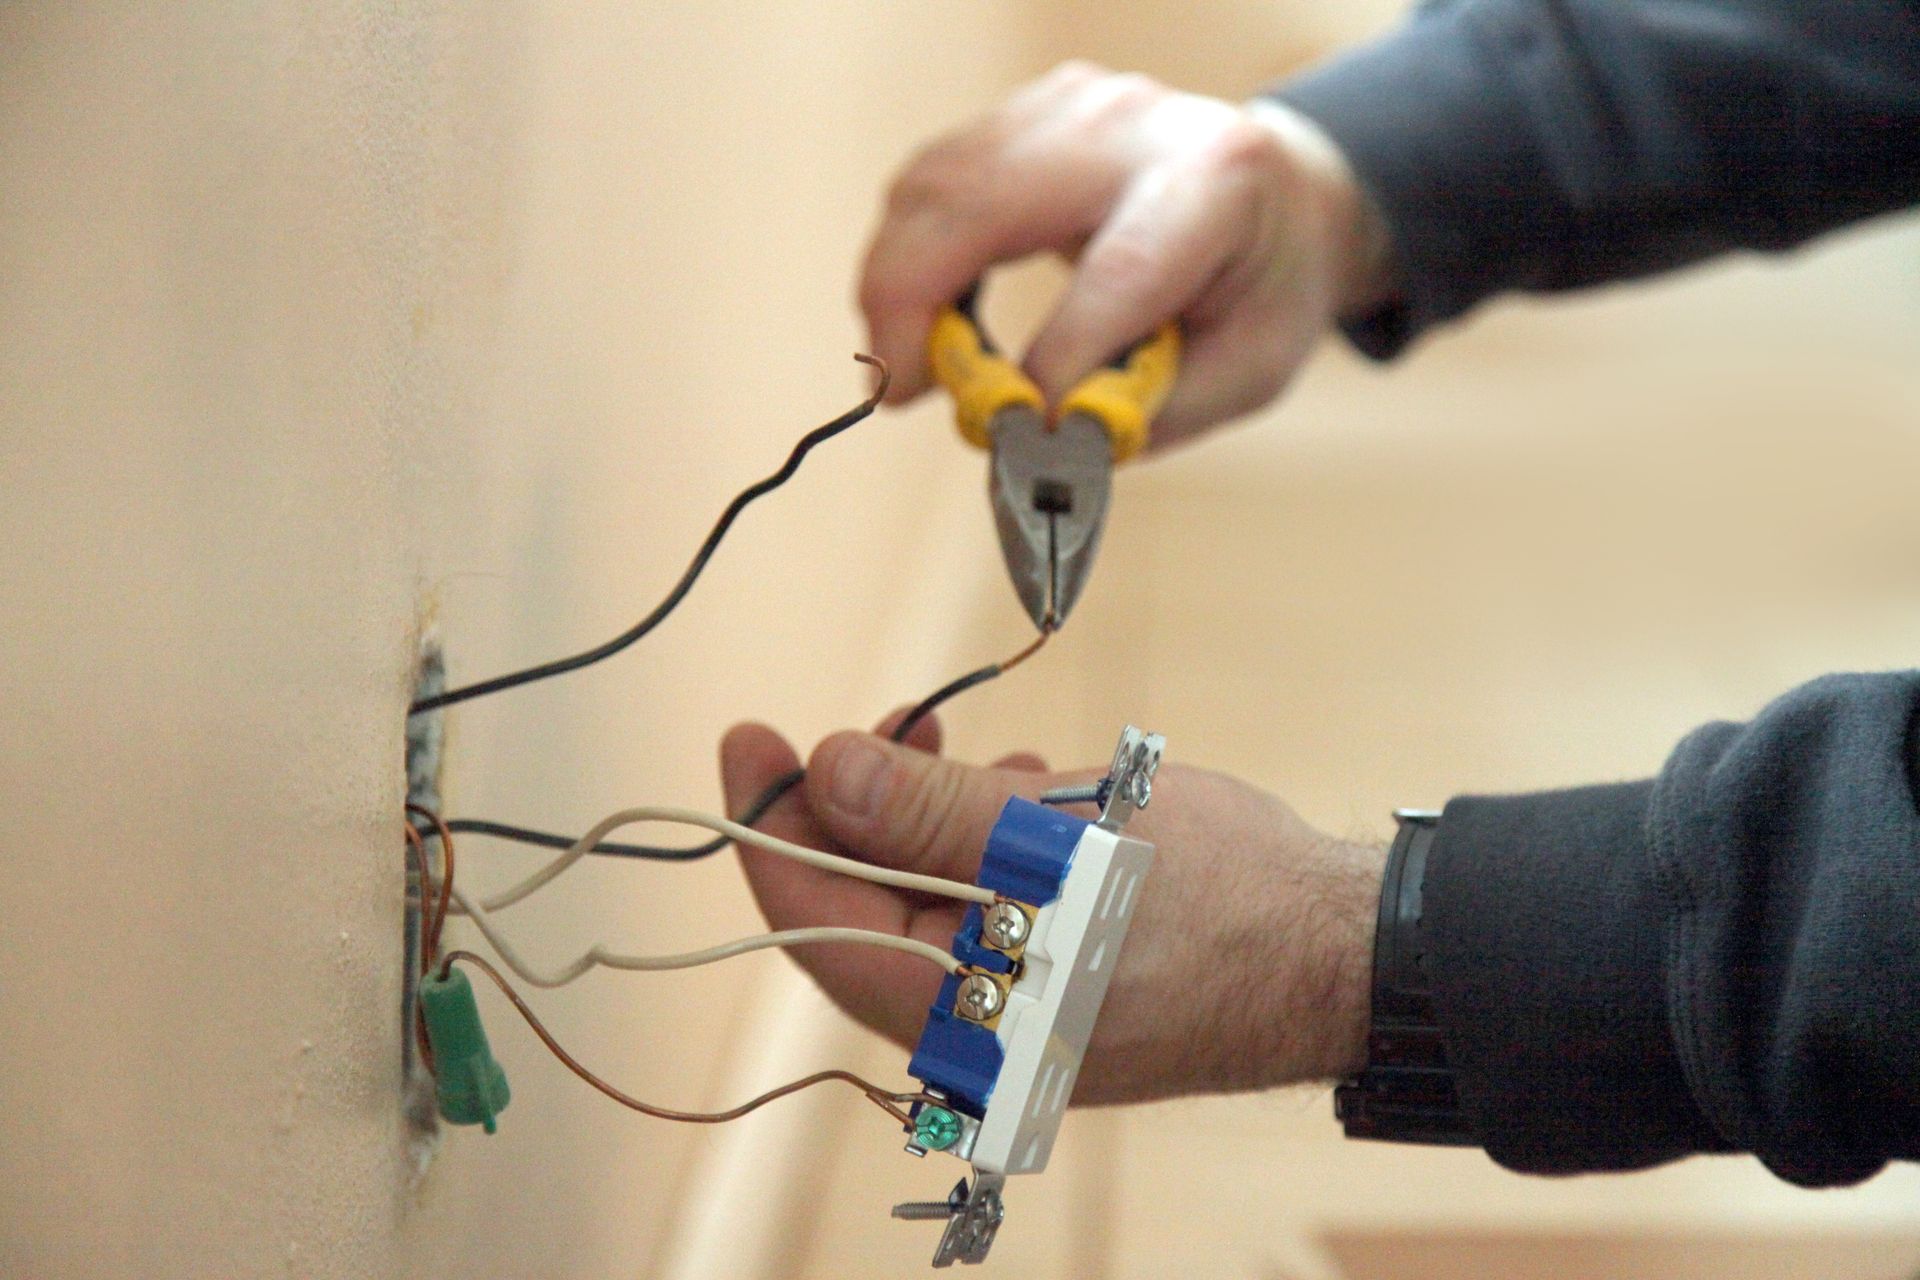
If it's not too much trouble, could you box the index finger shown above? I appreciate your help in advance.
[857,155,1117,409]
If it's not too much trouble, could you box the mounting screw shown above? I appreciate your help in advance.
[981,902,1031,951]
[955,972,1005,1022]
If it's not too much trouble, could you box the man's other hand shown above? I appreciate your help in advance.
[858,61,1394,450]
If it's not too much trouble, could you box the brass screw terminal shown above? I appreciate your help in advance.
[954,970,1009,1024]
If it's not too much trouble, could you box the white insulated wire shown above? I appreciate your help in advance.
[466,804,999,912]
[448,883,962,989]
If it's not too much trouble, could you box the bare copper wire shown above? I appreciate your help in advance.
[996,624,1052,674]
[406,802,456,968]
[408,807,935,1130]
[441,949,933,1127]
[854,351,890,401]
[403,820,428,964]
[402,822,437,1069]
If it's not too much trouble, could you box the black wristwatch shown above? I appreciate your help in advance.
[1333,809,1478,1146]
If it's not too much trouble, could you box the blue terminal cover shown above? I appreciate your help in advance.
[907,798,1089,1117]
[973,797,1086,908]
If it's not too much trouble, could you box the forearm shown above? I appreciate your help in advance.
[1418,671,1920,1183]
[1273,0,1920,357]
[1200,831,1383,1090]
[1081,799,1385,1102]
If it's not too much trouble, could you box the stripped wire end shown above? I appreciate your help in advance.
[853,351,890,404]
[996,624,1052,676]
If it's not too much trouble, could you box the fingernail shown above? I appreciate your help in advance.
[827,737,891,819]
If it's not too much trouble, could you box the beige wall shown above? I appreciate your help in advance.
[3,4,1919,1279]
[0,3,1049,1276]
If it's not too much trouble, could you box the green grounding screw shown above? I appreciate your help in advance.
[913,1105,963,1152]
[419,966,511,1133]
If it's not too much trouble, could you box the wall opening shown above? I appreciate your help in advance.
[404,638,446,1158]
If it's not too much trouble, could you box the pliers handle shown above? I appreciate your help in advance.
[928,286,1180,462]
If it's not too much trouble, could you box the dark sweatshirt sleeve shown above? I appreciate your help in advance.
[1271,0,1920,358]
[1424,671,1920,1184]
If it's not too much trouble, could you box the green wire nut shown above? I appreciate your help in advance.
[420,966,511,1133]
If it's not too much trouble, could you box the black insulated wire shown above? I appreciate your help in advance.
[408,355,889,716]
[437,769,805,861]
[892,666,1000,743]
[422,633,1049,864]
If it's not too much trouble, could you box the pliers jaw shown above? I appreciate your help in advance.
[930,283,1177,634]
[988,407,1112,632]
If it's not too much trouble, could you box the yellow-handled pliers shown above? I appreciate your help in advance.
[928,285,1180,631]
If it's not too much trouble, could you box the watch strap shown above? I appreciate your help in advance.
[1333,809,1478,1146]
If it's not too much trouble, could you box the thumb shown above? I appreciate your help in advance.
[804,730,1054,881]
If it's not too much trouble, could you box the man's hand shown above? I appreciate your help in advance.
[720,713,1385,1105]
[858,61,1394,450]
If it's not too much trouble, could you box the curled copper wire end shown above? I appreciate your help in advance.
[853,351,890,405]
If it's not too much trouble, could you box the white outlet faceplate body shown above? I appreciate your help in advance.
[969,822,1153,1177]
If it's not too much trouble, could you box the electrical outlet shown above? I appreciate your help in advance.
[895,727,1164,1266]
